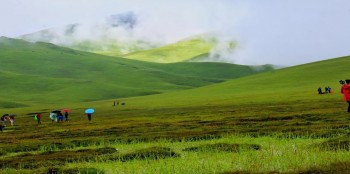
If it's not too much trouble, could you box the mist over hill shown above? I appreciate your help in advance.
[19,12,236,64]
[20,12,159,56]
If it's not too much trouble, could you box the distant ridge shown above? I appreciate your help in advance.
[118,54,350,109]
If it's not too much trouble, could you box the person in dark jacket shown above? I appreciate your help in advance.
[317,87,323,94]
[1,114,8,126]
[57,112,64,123]
[87,113,92,121]
[64,112,69,122]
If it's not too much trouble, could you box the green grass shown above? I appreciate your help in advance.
[0,37,269,107]
[1,36,350,173]
[1,134,350,173]
[101,55,350,110]
[1,90,350,173]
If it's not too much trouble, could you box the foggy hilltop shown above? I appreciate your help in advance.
[20,12,161,55]
[18,11,236,64]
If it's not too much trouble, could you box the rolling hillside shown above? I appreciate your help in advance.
[97,55,350,110]
[0,37,271,107]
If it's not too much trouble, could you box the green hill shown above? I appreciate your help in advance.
[97,55,350,110]
[123,37,220,63]
[0,37,270,107]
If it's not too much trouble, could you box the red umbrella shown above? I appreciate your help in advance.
[61,108,71,112]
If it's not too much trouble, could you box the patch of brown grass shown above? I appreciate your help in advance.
[0,147,117,169]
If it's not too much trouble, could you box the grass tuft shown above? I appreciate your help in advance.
[316,137,350,151]
[60,167,105,174]
[119,147,180,161]
[290,161,350,174]
[182,143,261,152]
[0,147,117,169]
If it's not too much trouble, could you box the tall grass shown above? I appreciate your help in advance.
[55,135,350,174]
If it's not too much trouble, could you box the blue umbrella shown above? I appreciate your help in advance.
[85,108,95,114]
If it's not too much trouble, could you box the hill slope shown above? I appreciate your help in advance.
[103,55,350,109]
[0,37,271,107]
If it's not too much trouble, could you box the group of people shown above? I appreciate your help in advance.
[49,111,69,123]
[1,114,15,126]
[1,109,94,132]
[315,79,350,113]
[0,114,15,132]
[317,86,333,94]
[34,110,93,125]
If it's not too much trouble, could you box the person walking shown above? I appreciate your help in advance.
[341,79,350,112]
[36,113,42,125]
[50,112,57,123]
[57,112,64,123]
[1,115,7,126]
[0,125,4,132]
[64,112,69,122]
[87,113,92,121]
[9,115,15,126]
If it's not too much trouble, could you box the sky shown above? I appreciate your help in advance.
[0,0,350,66]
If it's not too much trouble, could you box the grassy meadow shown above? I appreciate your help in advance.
[0,37,271,106]
[1,37,350,173]
[1,93,350,174]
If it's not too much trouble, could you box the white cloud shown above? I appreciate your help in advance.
[0,0,350,65]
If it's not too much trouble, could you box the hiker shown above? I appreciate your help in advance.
[64,112,69,122]
[57,112,64,123]
[50,112,57,122]
[87,113,92,121]
[36,113,42,125]
[327,86,332,93]
[341,79,350,112]
[1,114,8,126]
[9,115,15,126]
[317,87,323,94]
